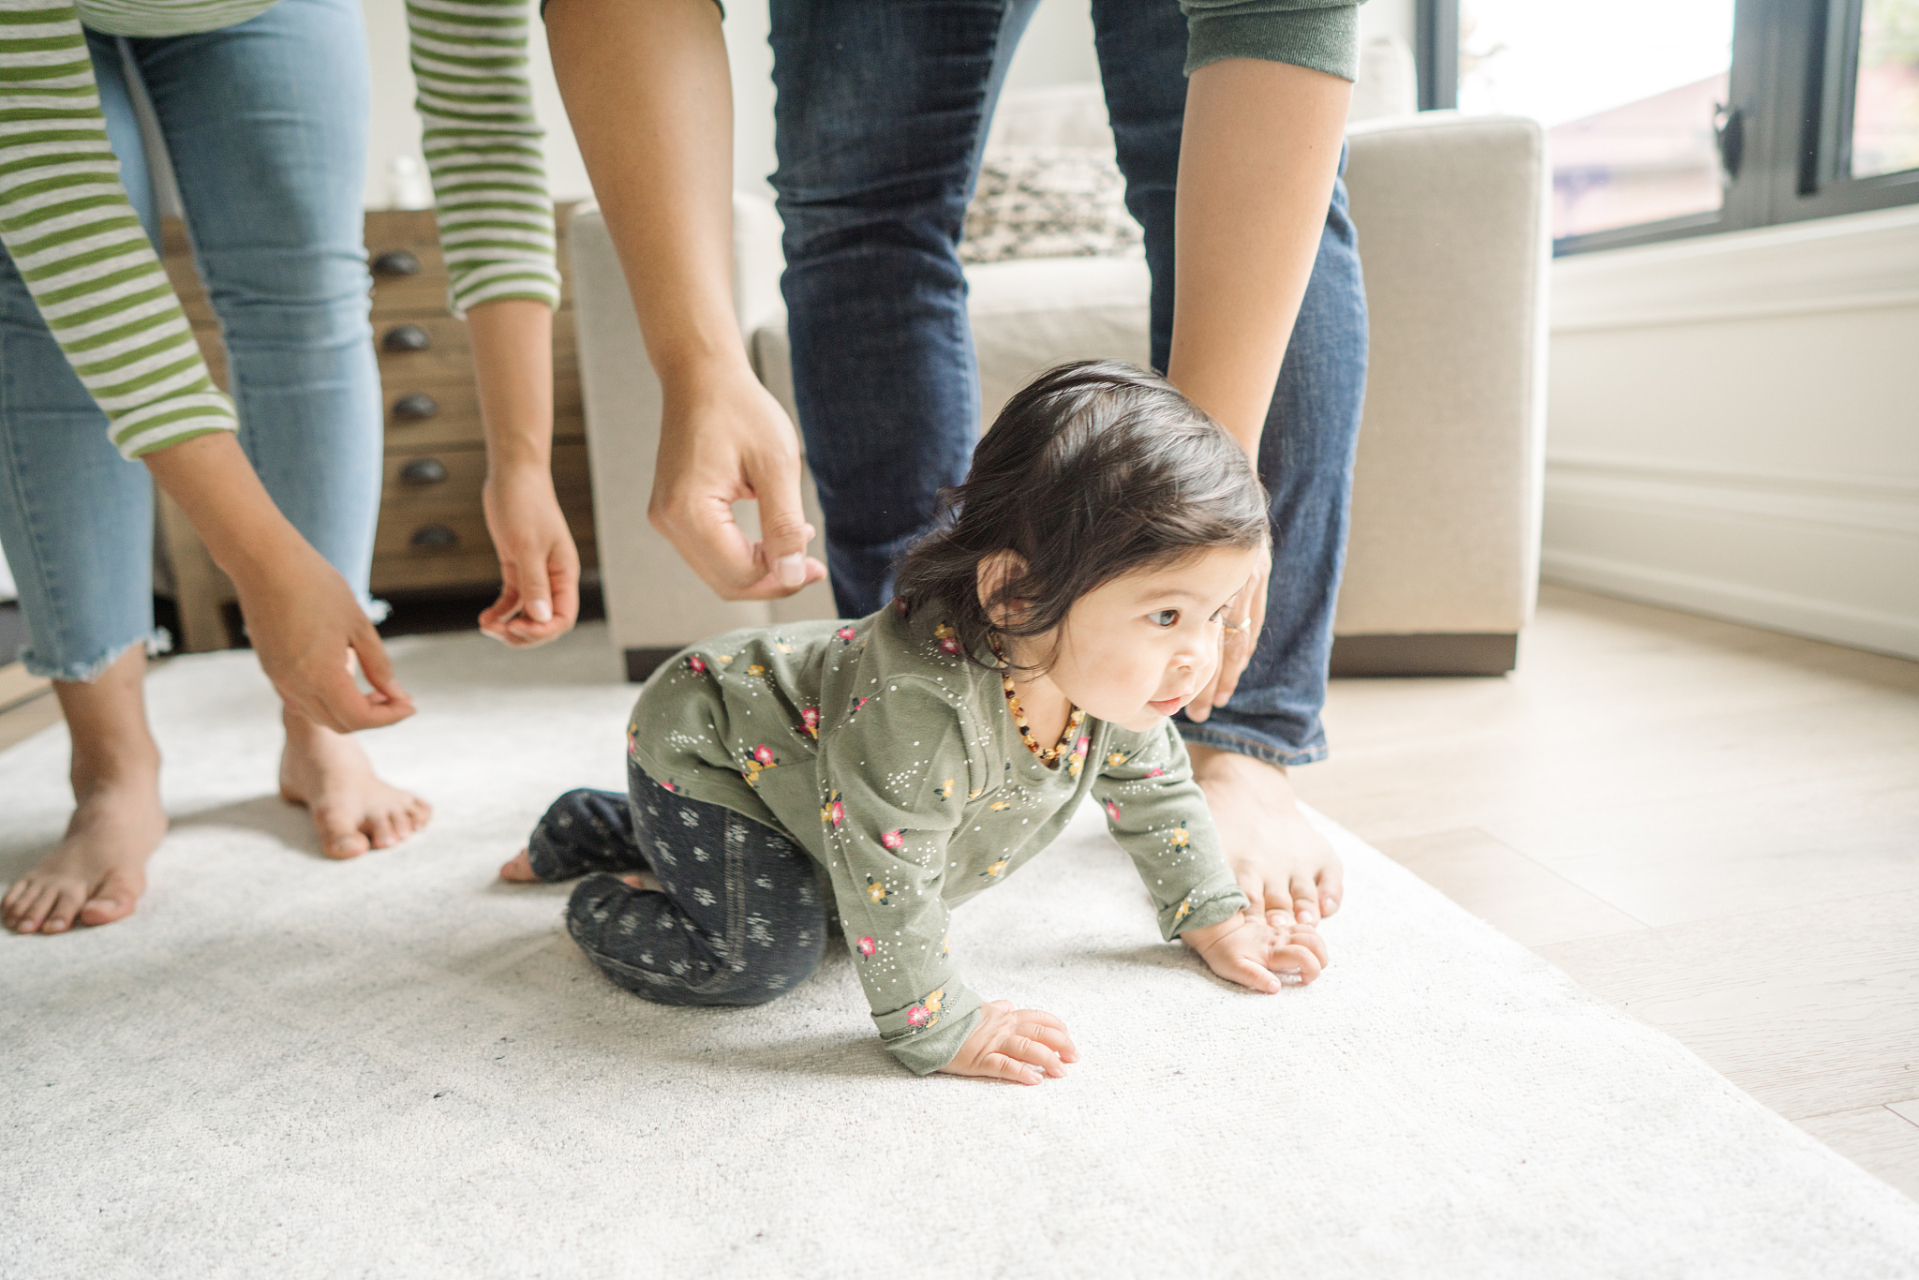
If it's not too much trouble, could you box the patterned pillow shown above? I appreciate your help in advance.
[960,146,1144,265]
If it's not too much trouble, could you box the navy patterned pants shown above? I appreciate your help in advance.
[527,760,828,1007]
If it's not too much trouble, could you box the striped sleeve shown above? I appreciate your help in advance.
[0,1,236,458]
[406,0,559,316]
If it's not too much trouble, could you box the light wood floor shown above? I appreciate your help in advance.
[1293,584,1919,1201]
[3,585,1915,1197]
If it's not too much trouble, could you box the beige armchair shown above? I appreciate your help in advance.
[572,89,1547,680]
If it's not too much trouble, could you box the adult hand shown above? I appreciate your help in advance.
[479,462,581,646]
[937,999,1078,1086]
[649,371,827,600]
[1185,554,1269,723]
[232,533,414,733]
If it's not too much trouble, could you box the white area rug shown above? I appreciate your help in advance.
[4,626,1918,1279]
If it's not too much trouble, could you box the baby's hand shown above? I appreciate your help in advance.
[1182,910,1327,993]
[938,1000,1078,1086]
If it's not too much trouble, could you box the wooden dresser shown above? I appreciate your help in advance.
[156,203,597,651]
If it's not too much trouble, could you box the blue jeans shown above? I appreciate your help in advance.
[770,0,1368,766]
[0,0,383,682]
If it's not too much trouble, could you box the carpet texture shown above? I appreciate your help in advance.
[4,626,1917,1279]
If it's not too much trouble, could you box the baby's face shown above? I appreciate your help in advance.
[1045,545,1263,733]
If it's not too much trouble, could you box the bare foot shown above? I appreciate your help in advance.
[1186,743,1343,927]
[4,646,167,935]
[279,708,431,859]
[500,850,659,892]
[2,775,166,935]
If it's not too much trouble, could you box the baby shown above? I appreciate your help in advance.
[502,360,1326,1083]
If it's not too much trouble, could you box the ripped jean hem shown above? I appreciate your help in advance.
[20,627,171,684]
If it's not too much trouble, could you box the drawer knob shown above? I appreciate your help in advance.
[382,323,430,353]
[371,249,421,277]
[399,457,448,486]
[391,392,438,421]
[409,523,458,550]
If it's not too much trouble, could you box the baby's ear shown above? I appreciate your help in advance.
[975,550,1029,627]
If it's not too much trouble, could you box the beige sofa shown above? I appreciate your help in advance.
[573,87,1548,680]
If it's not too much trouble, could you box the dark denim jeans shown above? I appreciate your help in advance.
[769,0,1368,765]
[527,762,828,1007]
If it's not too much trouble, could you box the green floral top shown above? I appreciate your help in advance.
[626,601,1249,1075]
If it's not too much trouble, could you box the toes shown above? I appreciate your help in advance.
[39,884,86,934]
[313,804,371,860]
[1287,873,1320,925]
[1319,860,1346,918]
[368,812,399,850]
[4,881,52,933]
[79,877,140,927]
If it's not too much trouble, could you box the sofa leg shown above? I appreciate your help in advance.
[624,648,684,682]
[1328,634,1518,678]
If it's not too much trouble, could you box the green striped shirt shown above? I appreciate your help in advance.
[0,0,559,459]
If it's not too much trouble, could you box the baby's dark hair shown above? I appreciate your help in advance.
[893,359,1269,672]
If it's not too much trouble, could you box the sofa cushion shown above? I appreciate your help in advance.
[960,145,1142,265]
[752,254,1153,432]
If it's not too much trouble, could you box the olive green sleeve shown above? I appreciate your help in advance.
[1091,723,1248,940]
[1180,0,1364,81]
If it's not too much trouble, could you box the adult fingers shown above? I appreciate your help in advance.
[477,580,523,640]
[650,487,768,599]
[1208,623,1255,710]
[745,448,812,591]
[1237,563,1271,669]
[513,550,555,629]
[348,623,413,721]
[300,651,410,734]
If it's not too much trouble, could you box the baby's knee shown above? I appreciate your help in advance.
[712,927,825,1007]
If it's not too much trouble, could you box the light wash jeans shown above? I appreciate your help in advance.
[0,0,383,682]
[770,0,1369,766]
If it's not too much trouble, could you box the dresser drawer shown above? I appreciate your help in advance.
[382,378,585,448]
[366,207,577,317]
[374,309,579,387]
[369,442,596,592]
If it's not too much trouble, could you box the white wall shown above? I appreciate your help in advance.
[359,0,1417,207]
[1542,205,1919,660]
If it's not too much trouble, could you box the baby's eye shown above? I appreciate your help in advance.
[1148,609,1180,628]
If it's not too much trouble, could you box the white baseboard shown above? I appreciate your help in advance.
[1543,455,1919,660]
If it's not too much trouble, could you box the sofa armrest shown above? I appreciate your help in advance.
[1335,112,1550,637]
[570,203,776,659]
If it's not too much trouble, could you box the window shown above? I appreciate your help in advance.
[1416,0,1919,253]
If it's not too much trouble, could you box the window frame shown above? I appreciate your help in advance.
[1415,0,1919,254]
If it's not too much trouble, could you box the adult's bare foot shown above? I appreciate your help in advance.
[279,708,431,859]
[2,773,166,935]
[3,646,166,935]
[1186,742,1343,927]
